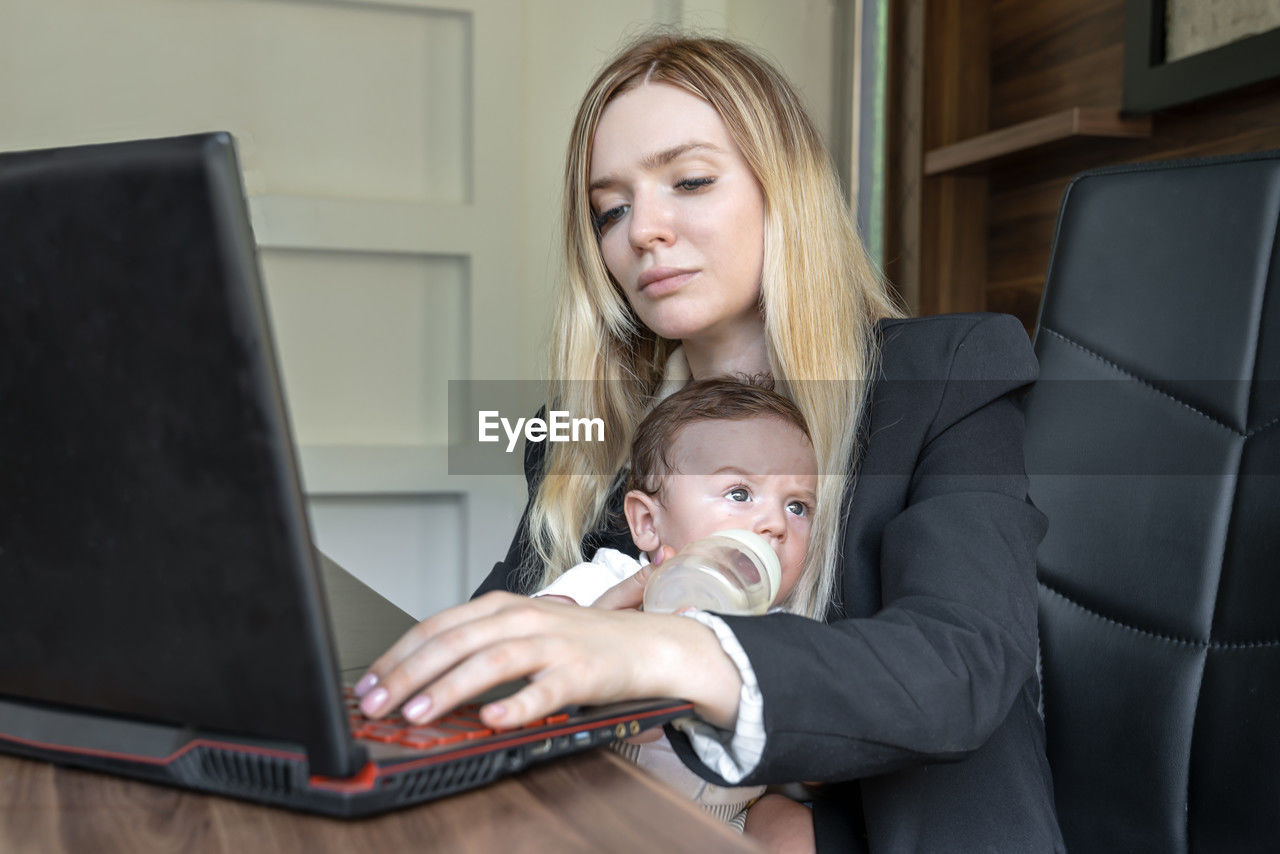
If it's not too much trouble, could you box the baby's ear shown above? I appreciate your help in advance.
[623,489,662,553]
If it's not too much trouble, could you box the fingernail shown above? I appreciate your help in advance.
[353,672,379,698]
[360,687,388,716]
[485,703,506,721]
[403,695,432,723]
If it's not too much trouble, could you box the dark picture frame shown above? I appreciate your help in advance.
[1124,0,1280,113]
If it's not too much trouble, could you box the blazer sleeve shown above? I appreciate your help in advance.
[668,314,1047,785]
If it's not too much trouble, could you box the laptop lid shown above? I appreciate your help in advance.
[0,133,360,778]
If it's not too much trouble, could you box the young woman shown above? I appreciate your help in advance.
[357,34,1064,852]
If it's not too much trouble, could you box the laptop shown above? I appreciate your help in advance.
[0,132,692,817]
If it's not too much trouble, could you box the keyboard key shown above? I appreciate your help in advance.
[437,722,481,737]
[397,727,451,749]
[360,723,405,743]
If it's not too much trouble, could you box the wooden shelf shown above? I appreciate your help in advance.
[924,108,1152,176]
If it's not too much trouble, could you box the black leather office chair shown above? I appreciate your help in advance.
[1023,150,1280,852]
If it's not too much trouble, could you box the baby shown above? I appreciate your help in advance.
[536,378,818,839]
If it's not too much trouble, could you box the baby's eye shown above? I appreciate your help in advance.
[675,176,715,192]
[727,487,750,502]
[786,500,809,517]
[593,205,627,233]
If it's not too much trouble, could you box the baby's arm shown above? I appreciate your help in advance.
[743,793,815,854]
[533,548,644,606]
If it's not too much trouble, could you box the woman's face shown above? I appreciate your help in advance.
[588,83,766,346]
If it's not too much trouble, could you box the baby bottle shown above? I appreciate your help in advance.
[642,529,781,616]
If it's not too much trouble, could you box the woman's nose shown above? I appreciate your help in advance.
[628,191,675,251]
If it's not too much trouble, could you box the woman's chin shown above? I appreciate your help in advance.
[631,299,765,350]
[635,316,704,343]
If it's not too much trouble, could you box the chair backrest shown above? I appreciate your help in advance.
[1023,150,1280,852]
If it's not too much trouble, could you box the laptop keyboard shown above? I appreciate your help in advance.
[342,685,569,749]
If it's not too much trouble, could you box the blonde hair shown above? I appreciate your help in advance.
[527,33,904,620]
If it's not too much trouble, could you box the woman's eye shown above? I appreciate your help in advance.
[728,487,750,502]
[786,500,809,517]
[592,205,627,232]
[676,177,715,192]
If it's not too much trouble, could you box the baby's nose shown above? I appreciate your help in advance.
[753,507,786,542]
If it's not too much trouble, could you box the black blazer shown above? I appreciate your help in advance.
[476,313,1065,852]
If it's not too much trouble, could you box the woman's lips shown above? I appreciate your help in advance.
[638,268,697,296]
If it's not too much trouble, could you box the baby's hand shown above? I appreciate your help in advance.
[592,546,676,610]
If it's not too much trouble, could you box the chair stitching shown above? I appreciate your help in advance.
[1040,328,1243,437]
[1191,431,1246,852]
[1246,415,1280,438]
[1184,640,1209,854]
[1189,208,1280,854]
[1038,580,1280,649]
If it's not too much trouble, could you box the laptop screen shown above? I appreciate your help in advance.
[0,134,359,777]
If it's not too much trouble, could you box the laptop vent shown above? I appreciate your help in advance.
[182,747,302,797]
[396,751,507,803]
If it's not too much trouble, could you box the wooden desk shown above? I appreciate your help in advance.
[0,556,760,853]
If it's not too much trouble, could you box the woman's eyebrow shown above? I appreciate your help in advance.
[589,141,726,192]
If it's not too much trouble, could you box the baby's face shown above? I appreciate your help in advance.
[646,416,818,603]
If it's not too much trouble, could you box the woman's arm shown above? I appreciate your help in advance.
[357,421,744,728]
[356,591,744,728]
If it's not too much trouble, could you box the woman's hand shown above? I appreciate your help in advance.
[353,590,742,730]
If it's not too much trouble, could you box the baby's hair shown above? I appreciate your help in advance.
[626,377,811,498]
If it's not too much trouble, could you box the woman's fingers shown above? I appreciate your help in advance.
[482,668,587,728]
[356,591,534,714]
[363,591,516,681]
[477,651,635,728]
[397,634,558,726]
[387,603,566,718]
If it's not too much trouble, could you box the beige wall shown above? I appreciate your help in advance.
[1,0,844,615]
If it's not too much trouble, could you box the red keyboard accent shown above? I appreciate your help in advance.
[397,726,461,749]
[359,723,405,744]
[344,687,565,749]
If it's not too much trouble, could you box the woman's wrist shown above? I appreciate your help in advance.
[646,612,743,729]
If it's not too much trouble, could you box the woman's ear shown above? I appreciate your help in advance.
[623,489,662,553]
